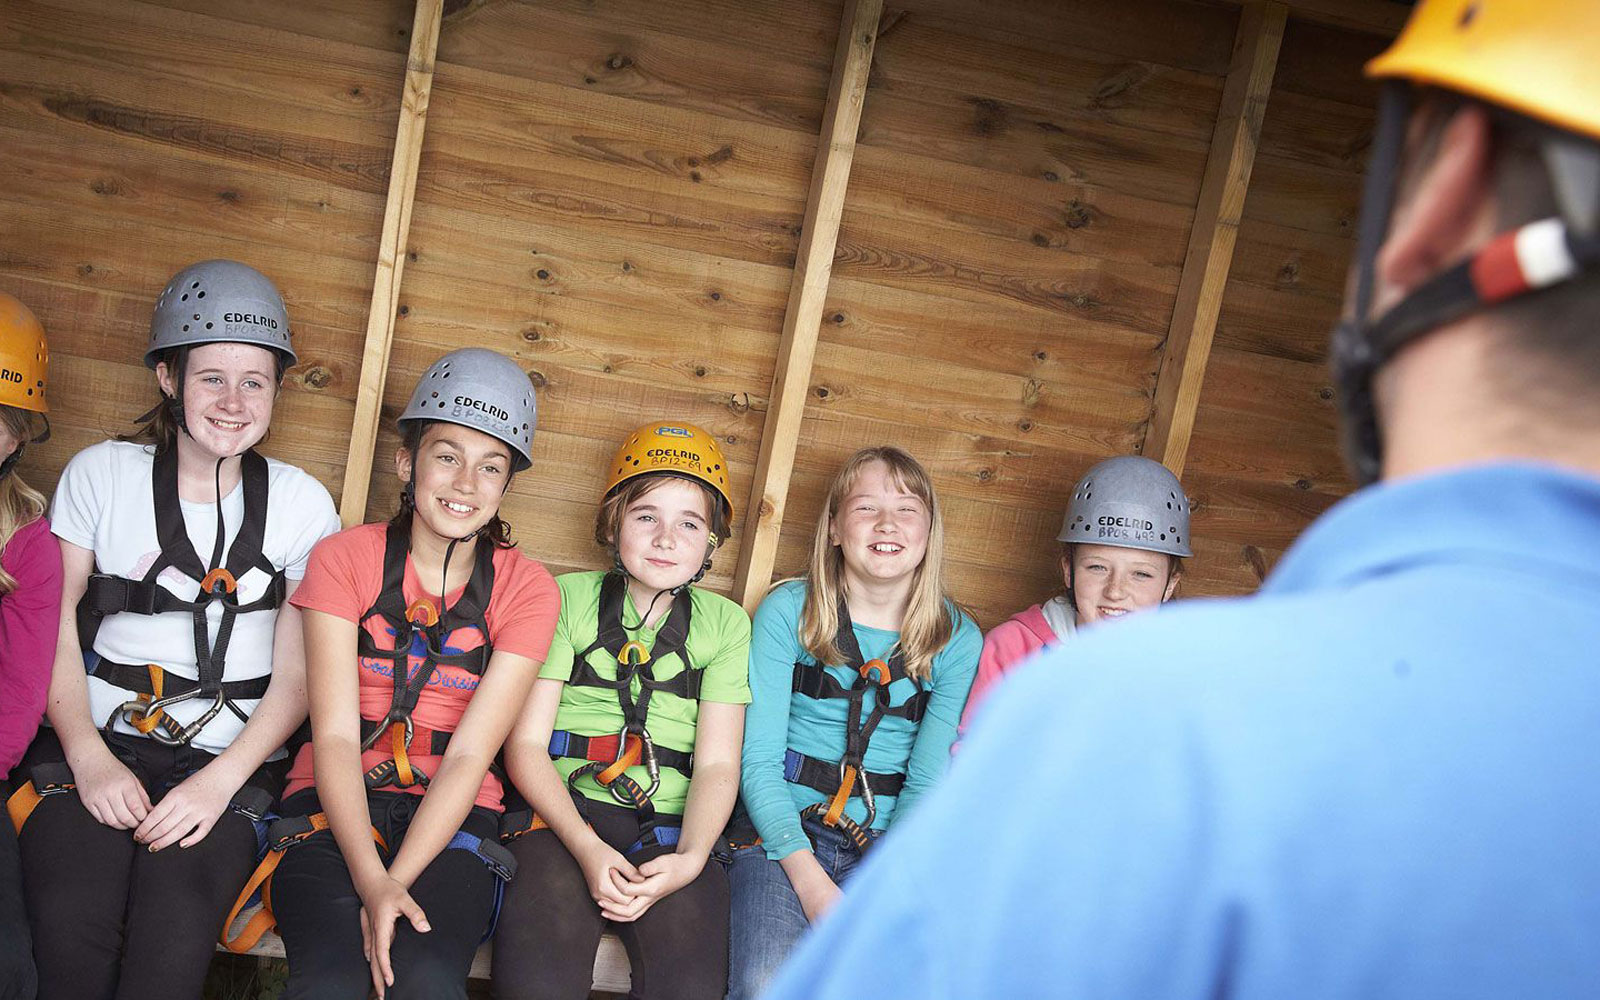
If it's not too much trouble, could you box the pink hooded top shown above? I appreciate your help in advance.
[958,599,1069,742]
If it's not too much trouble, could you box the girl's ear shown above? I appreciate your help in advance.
[155,360,177,399]
[394,444,413,484]
[1163,566,1182,603]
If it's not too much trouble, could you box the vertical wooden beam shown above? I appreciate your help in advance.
[337,0,444,527]
[1142,1,1286,476]
[730,0,882,611]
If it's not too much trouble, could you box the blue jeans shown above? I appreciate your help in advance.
[725,818,878,1000]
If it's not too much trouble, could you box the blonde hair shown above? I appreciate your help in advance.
[0,405,48,594]
[798,446,957,681]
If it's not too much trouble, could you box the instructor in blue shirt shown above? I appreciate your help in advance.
[765,2,1600,998]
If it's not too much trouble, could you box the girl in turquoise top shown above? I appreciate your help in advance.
[727,446,980,999]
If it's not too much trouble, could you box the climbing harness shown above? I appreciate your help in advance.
[79,447,284,746]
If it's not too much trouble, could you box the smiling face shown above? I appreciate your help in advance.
[829,459,932,591]
[156,342,278,459]
[1067,543,1178,627]
[396,422,513,542]
[614,476,715,602]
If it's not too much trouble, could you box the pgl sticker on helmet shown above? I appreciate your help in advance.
[655,425,694,438]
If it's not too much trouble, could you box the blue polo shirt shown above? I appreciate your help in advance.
[766,463,1600,1000]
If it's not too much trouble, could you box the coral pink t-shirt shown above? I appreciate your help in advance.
[284,522,560,811]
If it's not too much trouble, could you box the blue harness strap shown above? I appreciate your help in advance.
[445,830,519,942]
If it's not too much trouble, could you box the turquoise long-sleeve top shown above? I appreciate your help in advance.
[740,580,981,861]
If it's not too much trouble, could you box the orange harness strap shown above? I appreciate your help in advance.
[821,765,858,827]
[5,782,44,834]
[220,813,386,954]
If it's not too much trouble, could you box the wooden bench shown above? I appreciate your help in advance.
[222,909,633,992]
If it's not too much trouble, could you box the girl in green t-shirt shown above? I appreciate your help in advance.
[496,420,751,999]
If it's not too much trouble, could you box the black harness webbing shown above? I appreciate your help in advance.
[354,521,496,789]
[787,598,928,851]
[543,572,702,849]
[78,447,284,743]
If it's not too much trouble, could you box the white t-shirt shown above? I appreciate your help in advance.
[50,440,340,755]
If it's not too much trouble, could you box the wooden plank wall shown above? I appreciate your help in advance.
[1181,18,1388,595]
[0,0,415,495]
[778,0,1239,627]
[0,0,1396,627]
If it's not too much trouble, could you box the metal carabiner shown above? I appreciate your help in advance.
[361,713,413,752]
[836,758,877,828]
[147,687,228,746]
[605,727,662,805]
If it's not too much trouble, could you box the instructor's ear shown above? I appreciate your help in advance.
[1376,103,1496,303]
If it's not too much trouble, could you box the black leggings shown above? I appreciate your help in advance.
[270,789,501,1000]
[493,799,729,1000]
[0,777,37,1000]
[15,728,277,1000]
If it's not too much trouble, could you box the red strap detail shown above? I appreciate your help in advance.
[1470,229,1529,304]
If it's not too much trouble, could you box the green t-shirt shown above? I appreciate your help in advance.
[540,571,752,816]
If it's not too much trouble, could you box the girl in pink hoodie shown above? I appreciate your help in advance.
[959,456,1192,739]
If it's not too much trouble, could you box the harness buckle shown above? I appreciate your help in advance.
[405,599,440,627]
[618,640,650,668]
[859,657,893,686]
[199,567,238,596]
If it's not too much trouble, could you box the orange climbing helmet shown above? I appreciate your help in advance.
[0,293,50,414]
[603,421,735,523]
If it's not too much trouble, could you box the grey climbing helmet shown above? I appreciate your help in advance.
[1057,455,1192,558]
[146,260,295,368]
[399,348,537,472]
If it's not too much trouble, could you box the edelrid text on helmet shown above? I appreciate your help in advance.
[605,421,734,522]
[399,348,538,472]
[147,260,296,369]
[0,292,49,414]
[1058,455,1192,558]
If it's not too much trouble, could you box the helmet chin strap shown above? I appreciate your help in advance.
[614,531,720,634]
[1334,84,1600,485]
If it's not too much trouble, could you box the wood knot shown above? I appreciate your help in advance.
[536,269,551,280]
[1242,544,1269,581]
[303,366,333,390]
[1318,386,1335,401]
[1294,478,1312,491]
[832,312,846,324]
[1277,259,1301,284]
[397,305,410,317]
[522,330,542,342]
[967,97,1009,137]
[814,385,831,400]
[605,53,634,71]
[976,468,994,483]
[1063,200,1091,229]
[1017,418,1034,433]
[528,370,548,388]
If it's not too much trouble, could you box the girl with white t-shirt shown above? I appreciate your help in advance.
[12,260,339,1000]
